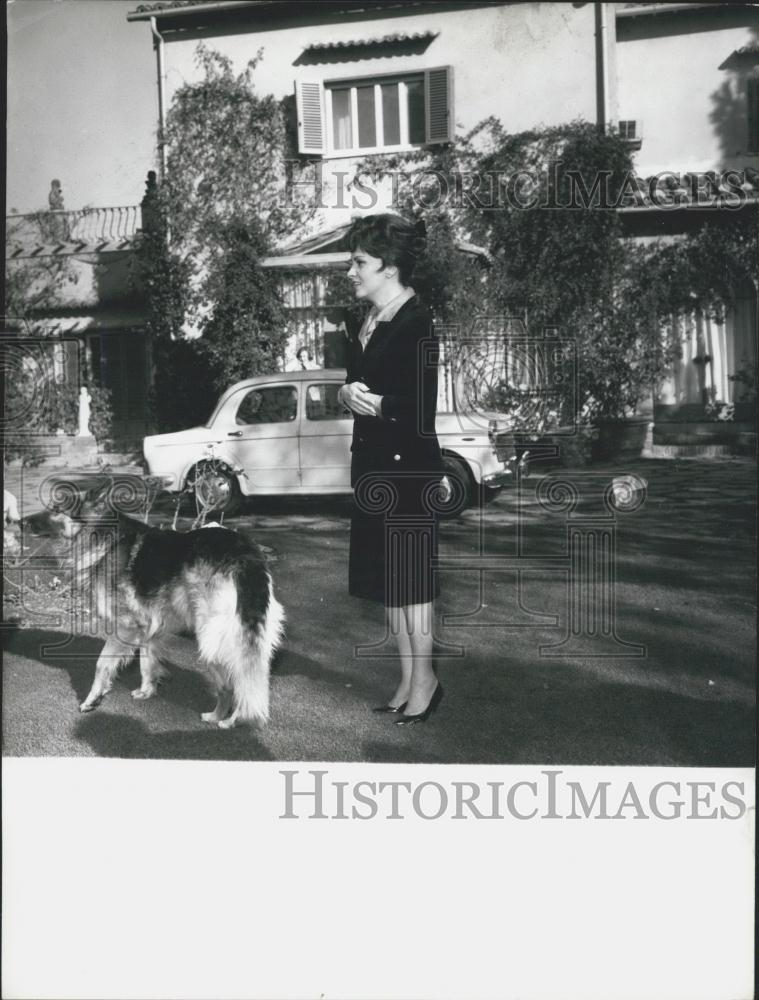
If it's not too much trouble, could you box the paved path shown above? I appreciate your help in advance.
[3,457,755,763]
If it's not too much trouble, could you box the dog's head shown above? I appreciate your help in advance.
[26,480,115,541]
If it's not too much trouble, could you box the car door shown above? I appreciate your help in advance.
[224,383,301,492]
[299,379,353,490]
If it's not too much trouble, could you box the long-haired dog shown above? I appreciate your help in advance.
[31,481,284,728]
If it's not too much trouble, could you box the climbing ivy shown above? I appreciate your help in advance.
[134,45,318,430]
[137,45,758,431]
[351,119,758,422]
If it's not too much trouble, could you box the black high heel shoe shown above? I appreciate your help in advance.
[372,701,408,714]
[394,683,444,726]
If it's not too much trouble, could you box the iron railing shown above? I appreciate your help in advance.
[6,205,143,255]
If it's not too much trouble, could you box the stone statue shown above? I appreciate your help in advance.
[78,386,93,437]
[47,179,70,241]
[49,179,64,211]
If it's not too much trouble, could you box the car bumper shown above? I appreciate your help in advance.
[145,471,180,491]
[482,468,516,487]
[481,454,530,488]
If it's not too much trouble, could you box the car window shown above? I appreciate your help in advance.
[305,383,350,421]
[236,386,298,425]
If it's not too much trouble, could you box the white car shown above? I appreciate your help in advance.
[143,369,528,516]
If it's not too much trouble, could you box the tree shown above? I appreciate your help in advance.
[352,120,759,426]
[131,181,205,431]
[199,219,288,386]
[135,45,317,427]
[164,45,310,259]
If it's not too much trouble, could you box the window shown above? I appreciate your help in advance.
[327,75,426,153]
[618,120,642,151]
[295,67,452,155]
[618,120,637,140]
[748,78,759,153]
[305,383,350,420]
[236,386,297,425]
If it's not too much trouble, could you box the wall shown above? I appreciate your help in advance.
[616,5,759,175]
[159,2,597,228]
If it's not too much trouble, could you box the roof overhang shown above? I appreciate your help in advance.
[261,225,491,270]
[306,30,435,51]
[127,0,453,23]
[618,198,759,214]
[261,251,353,270]
[616,3,728,19]
[127,1,270,22]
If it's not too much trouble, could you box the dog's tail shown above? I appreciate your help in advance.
[235,576,285,722]
[197,567,285,724]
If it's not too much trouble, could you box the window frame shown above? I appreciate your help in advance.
[304,381,352,421]
[234,384,299,427]
[303,379,353,424]
[324,70,426,158]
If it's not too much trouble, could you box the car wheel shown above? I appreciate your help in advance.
[190,462,241,516]
[481,484,503,506]
[438,454,473,518]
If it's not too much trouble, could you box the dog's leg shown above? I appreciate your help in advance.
[217,699,240,730]
[200,667,235,724]
[131,644,170,701]
[80,637,137,712]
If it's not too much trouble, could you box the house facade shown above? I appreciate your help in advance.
[614,2,759,434]
[5,195,151,451]
[128,0,758,440]
[128,0,606,387]
[131,0,602,223]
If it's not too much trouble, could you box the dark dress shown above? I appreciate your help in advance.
[346,295,444,607]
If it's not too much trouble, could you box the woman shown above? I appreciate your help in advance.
[295,345,318,370]
[338,214,447,725]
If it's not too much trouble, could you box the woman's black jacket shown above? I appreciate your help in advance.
[344,295,444,485]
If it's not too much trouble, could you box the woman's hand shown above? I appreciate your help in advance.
[339,382,383,417]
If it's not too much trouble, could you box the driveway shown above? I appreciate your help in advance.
[2,458,755,764]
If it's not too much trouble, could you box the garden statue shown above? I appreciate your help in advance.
[47,179,70,240]
[48,179,64,211]
[78,386,92,437]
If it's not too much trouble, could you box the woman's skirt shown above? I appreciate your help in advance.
[348,470,441,607]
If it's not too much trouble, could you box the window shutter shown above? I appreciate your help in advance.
[748,77,759,154]
[295,80,325,155]
[424,66,453,145]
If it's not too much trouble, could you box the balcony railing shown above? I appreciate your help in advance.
[6,205,143,258]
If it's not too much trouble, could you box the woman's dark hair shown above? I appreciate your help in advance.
[347,213,426,287]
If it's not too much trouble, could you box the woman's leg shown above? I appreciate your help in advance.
[401,601,438,715]
[387,605,413,707]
